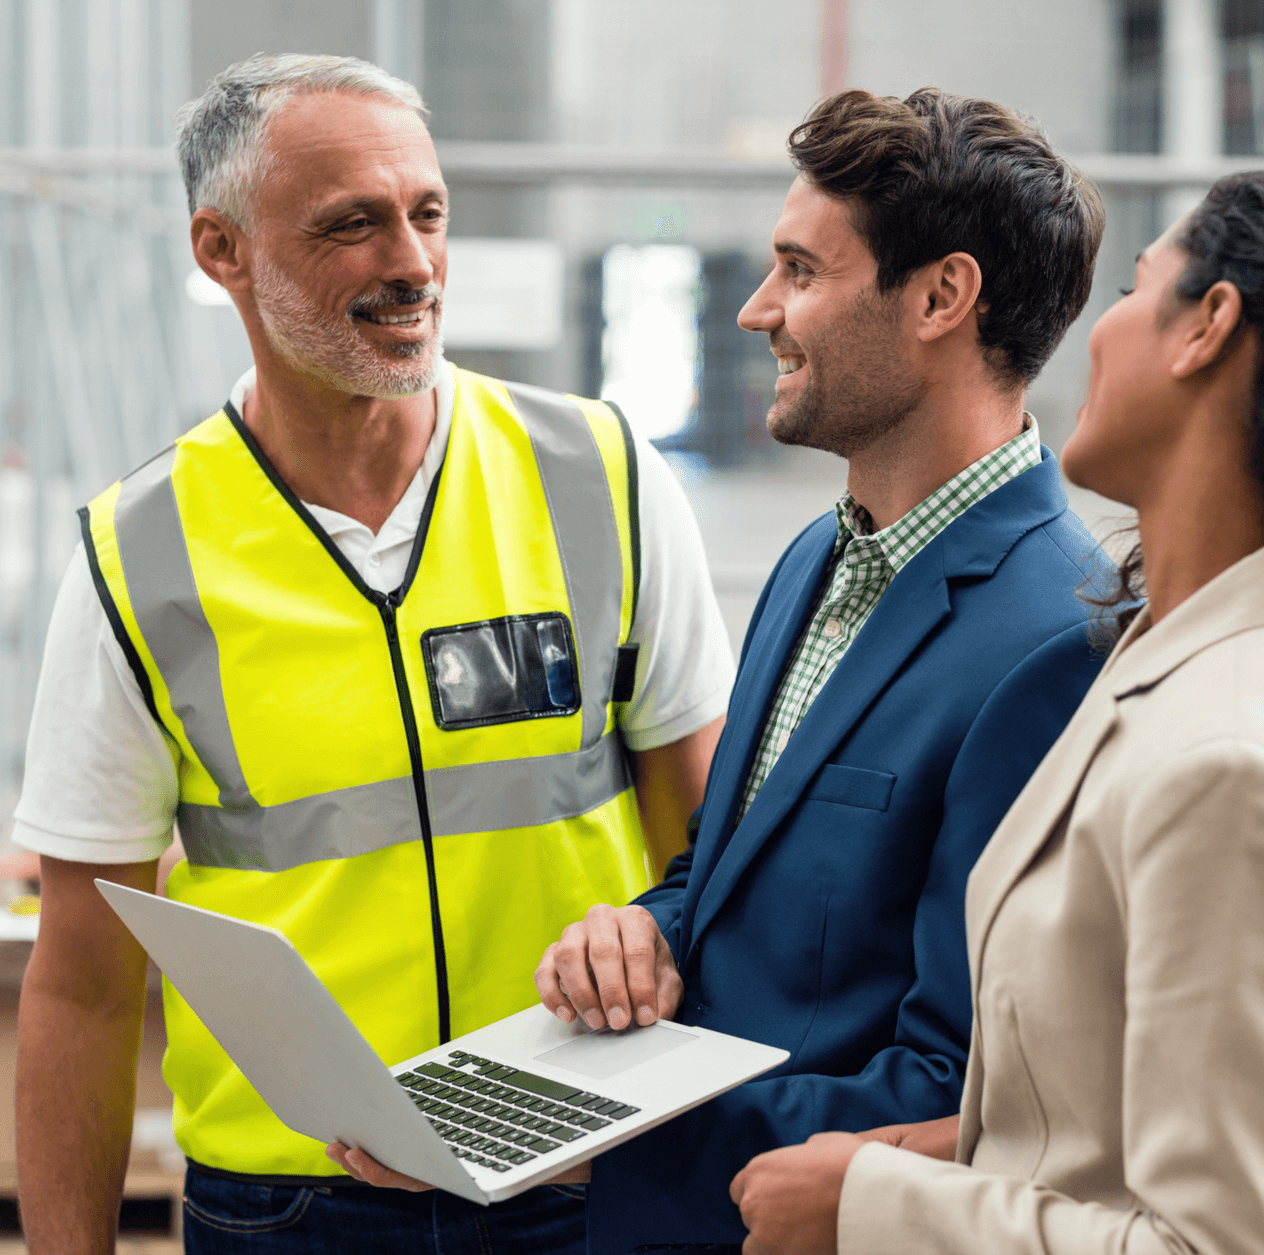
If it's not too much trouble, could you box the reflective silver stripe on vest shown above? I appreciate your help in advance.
[179,776,421,872]
[426,732,631,837]
[114,446,259,814]
[179,734,631,870]
[505,382,625,751]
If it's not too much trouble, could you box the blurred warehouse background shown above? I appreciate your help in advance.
[0,0,1262,831]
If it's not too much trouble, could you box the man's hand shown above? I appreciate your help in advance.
[729,1132,865,1255]
[535,904,683,1030]
[325,1143,592,1188]
[854,1113,959,1160]
[326,1142,436,1192]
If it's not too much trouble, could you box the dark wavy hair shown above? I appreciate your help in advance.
[1088,171,1264,633]
[787,87,1105,388]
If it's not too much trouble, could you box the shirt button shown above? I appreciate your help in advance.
[823,617,842,639]
[368,553,381,565]
[775,730,791,754]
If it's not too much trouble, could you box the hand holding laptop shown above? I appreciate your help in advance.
[326,1139,593,1191]
[94,881,787,1204]
[329,901,681,1192]
[535,903,683,1031]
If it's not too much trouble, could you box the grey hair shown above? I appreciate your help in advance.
[174,53,428,228]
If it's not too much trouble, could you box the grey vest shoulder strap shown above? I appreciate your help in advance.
[503,381,640,749]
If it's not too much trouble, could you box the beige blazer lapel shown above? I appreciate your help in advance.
[954,616,1145,1161]
[957,546,1264,1162]
[967,549,1264,980]
[964,659,1126,996]
[953,683,1117,1155]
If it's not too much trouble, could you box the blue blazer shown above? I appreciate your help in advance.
[586,451,1108,1252]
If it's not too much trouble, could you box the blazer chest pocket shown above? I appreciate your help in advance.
[808,764,897,812]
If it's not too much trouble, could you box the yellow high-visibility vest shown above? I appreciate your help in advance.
[81,367,649,1177]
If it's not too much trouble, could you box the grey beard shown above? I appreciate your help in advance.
[253,259,445,399]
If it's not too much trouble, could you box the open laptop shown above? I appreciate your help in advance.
[96,881,789,1205]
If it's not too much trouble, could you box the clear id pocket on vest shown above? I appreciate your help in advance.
[420,613,581,730]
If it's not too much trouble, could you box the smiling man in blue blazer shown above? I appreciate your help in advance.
[535,88,1110,1251]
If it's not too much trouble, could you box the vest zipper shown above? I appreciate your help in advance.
[377,595,451,1045]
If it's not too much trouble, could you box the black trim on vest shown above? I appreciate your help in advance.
[396,459,443,599]
[612,645,640,704]
[222,399,383,600]
[222,398,443,605]
[378,594,451,1043]
[222,396,452,1047]
[223,399,442,604]
[186,1158,370,1189]
[604,400,642,632]
[78,506,163,727]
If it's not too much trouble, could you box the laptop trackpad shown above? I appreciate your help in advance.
[534,1021,697,1081]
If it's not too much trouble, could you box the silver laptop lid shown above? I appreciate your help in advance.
[95,880,484,1203]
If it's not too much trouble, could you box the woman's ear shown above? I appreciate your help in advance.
[1170,280,1245,380]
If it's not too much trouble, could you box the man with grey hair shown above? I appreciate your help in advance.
[13,54,734,1253]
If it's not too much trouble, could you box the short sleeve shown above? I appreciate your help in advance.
[11,543,178,863]
[617,441,735,751]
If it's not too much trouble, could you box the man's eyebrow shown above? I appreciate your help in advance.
[309,189,447,226]
[773,240,822,265]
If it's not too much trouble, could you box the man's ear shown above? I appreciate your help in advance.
[190,208,251,295]
[911,252,985,344]
[1170,280,1245,380]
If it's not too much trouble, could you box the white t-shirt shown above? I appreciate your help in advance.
[13,363,734,864]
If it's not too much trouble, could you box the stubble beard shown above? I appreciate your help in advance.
[767,286,927,459]
[252,255,445,399]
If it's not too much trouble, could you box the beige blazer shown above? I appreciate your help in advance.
[836,545,1264,1255]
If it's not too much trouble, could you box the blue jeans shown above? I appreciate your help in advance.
[182,1165,587,1255]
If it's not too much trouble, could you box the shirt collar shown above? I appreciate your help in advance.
[834,415,1042,572]
[227,358,456,547]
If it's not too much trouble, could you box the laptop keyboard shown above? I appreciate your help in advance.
[395,1048,641,1174]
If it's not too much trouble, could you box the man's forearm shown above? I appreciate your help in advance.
[16,974,146,1253]
[16,856,157,1255]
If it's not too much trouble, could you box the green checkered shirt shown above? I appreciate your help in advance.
[738,419,1043,820]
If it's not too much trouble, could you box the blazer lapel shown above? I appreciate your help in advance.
[964,678,1121,1003]
[677,518,837,932]
[968,546,1264,994]
[960,547,1264,1160]
[682,453,1074,961]
[685,453,1073,958]
[955,674,1121,1163]
[687,537,954,954]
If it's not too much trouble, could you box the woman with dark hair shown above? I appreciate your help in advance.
[729,171,1264,1254]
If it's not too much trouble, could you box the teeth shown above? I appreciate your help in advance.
[369,310,425,325]
[777,357,804,375]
